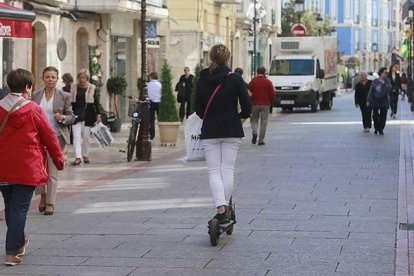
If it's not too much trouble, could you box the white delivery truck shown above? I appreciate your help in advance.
[268,36,338,112]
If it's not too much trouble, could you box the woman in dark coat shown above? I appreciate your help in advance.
[387,64,401,119]
[194,44,251,223]
[367,67,391,135]
[354,72,372,132]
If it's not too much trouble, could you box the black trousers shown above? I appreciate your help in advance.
[359,105,372,129]
[389,93,399,114]
[179,100,191,122]
[149,101,160,140]
[372,107,388,132]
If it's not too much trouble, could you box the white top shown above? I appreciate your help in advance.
[40,93,60,135]
[147,80,162,103]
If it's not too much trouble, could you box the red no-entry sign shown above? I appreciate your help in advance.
[291,24,306,37]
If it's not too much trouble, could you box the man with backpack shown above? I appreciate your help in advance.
[366,67,392,135]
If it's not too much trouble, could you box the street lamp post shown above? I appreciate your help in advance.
[136,0,152,161]
[295,0,304,24]
[372,42,378,73]
[252,0,258,77]
[316,13,323,36]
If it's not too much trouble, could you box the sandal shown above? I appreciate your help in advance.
[83,156,90,164]
[72,158,81,166]
[44,204,54,215]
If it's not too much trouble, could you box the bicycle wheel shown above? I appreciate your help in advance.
[127,120,138,162]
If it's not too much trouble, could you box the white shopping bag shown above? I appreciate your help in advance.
[184,113,205,161]
[91,122,114,148]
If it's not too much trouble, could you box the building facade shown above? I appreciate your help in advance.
[307,0,402,74]
[6,0,168,120]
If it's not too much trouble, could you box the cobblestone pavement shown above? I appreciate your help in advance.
[0,93,410,275]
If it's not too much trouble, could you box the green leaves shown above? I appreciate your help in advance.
[158,60,180,122]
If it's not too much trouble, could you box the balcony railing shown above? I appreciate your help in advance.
[128,0,166,8]
[215,0,242,4]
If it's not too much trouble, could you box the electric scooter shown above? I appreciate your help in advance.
[207,197,236,246]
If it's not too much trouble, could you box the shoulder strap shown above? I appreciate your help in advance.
[0,98,27,133]
[203,72,232,118]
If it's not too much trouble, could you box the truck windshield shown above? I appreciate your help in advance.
[269,60,314,76]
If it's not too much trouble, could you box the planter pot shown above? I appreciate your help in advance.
[158,121,181,145]
[110,118,122,133]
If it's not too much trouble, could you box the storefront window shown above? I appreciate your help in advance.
[111,36,130,120]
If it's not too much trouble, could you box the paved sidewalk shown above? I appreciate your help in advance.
[0,95,409,275]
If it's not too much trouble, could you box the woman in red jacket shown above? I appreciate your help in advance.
[0,69,64,266]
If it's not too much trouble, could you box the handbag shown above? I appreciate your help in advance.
[0,98,26,133]
[184,76,228,161]
[91,122,114,148]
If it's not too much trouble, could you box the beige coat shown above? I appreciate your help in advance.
[32,89,76,144]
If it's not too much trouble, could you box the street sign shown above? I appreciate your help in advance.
[291,24,306,37]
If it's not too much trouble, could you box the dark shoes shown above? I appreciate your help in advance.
[252,134,257,144]
[83,156,90,164]
[72,158,81,166]
[374,130,378,135]
[379,131,384,135]
[258,141,265,146]
[39,193,46,212]
[214,211,230,224]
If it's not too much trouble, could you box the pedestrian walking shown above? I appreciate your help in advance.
[401,72,407,101]
[147,71,162,140]
[32,66,75,215]
[367,67,391,135]
[175,66,194,122]
[387,64,401,119]
[70,69,101,165]
[354,72,372,132]
[194,44,251,223]
[248,66,276,145]
[61,73,74,93]
[0,69,64,266]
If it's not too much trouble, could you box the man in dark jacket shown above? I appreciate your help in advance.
[175,67,194,122]
[248,67,276,145]
[367,67,391,135]
[354,72,372,132]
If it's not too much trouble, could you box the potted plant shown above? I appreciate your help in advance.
[106,76,127,132]
[158,60,181,145]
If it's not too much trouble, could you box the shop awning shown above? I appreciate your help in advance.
[0,3,35,39]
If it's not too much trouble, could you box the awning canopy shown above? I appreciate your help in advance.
[0,3,35,39]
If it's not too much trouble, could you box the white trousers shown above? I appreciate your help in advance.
[72,122,91,158]
[202,138,242,207]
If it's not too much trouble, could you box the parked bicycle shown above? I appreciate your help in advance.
[126,96,141,162]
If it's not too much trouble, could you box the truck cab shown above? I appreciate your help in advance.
[268,36,337,112]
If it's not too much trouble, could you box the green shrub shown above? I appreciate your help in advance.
[158,60,180,122]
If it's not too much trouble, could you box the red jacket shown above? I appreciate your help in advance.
[0,100,64,186]
[248,75,276,105]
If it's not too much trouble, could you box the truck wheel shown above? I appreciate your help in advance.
[322,93,332,110]
[311,98,318,113]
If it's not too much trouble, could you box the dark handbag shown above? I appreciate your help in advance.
[176,85,185,103]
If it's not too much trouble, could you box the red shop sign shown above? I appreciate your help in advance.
[0,19,32,38]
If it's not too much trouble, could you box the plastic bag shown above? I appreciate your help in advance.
[91,122,114,148]
[184,113,205,161]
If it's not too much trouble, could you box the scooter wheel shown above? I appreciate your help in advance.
[208,219,220,246]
